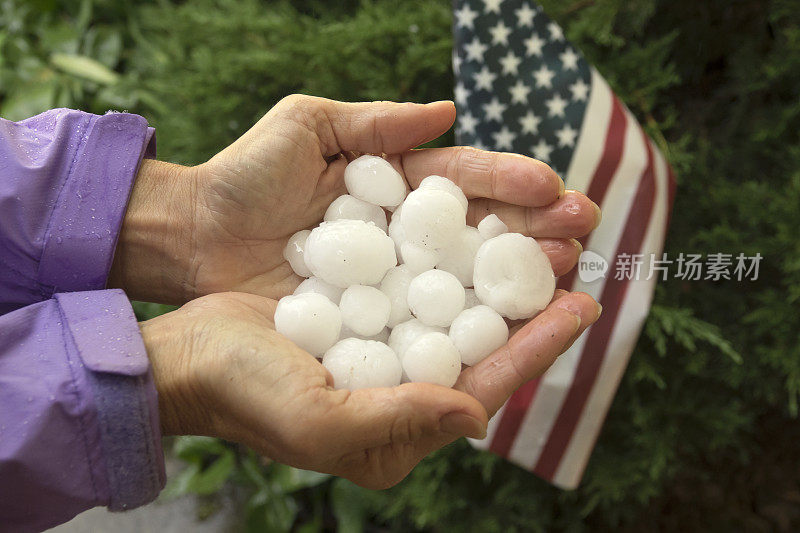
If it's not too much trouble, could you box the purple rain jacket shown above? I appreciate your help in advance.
[0,109,166,532]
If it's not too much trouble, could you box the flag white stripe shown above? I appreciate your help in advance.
[563,69,612,194]
[552,139,670,488]
[506,106,649,469]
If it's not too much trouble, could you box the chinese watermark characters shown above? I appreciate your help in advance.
[577,252,762,283]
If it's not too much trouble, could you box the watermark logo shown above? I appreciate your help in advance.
[578,250,609,283]
[575,251,762,282]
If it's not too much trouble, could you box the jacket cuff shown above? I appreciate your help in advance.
[38,112,155,295]
[56,289,166,511]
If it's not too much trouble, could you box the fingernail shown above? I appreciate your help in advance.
[440,412,487,439]
[592,201,602,228]
[595,303,603,321]
[558,178,566,199]
[571,238,583,256]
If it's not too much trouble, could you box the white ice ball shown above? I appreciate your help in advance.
[387,203,406,258]
[402,332,462,388]
[449,305,509,366]
[322,339,402,390]
[324,194,388,232]
[293,276,345,304]
[400,188,466,249]
[401,241,440,274]
[379,265,414,328]
[436,226,484,286]
[339,325,390,343]
[275,293,341,357]
[473,233,556,319]
[477,214,508,240]
[344,155,406,207]
[283,230,313,277]
[387,318,446,359]
[407,269,465,327]
[304,220,397,288]
[464,288,481,309]
[339,285,391,336]
[418,175,468,213]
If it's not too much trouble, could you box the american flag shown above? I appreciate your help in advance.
[454,0,677,488]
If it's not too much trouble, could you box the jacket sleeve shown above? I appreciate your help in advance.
[0,289,165,532]
[0,108,155,314]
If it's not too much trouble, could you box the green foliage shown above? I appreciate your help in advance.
[2,0,799,530]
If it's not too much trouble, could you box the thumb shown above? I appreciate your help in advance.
[320,383,488,455]
[276,95,456,156]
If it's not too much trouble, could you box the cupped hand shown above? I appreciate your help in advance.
[111,95,600,304]
[143,289,600,489]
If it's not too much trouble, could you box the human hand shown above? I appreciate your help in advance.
[143,289,600,489]
[110,96,600,304]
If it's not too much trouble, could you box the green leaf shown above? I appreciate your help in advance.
[172,436,228,461]
[50,53,119,85]
[186,450,236,495]
[270,463,331,494]
[0,80,57,121]
[330,478,366,533]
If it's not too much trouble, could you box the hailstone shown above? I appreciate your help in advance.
[407,269,465,327]
[473,233,556,319]
[418,175,468,213]
[400,188,466,248]
[283,230,313,277]
[275,293,341,357]
[449,305,509,366]
[401,241,439,274]
[344,155,406,207]
[304,219,397,288]
[293,276,345,304]
[387,203,406,258]
[339,285,391,336]
[324,194,388,232]
[464,288,481,309]
[387,318,446,359]
[436,226,484,286]
[322,339,402,390]
[402,332,462,388]
[339,325,390,343]
[477,214,508,240]
[379,265,414,327]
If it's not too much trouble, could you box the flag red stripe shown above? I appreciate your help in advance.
[533,130,658,480]
[487,91,628,456]
[556,96,628,292]
[488,378,541,456]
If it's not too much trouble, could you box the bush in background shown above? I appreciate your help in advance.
[2,0,798,530]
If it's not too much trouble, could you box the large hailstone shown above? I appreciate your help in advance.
[339,325,390,343]
[473,233,556,319]
[387,203,406,259]
[324,194,388,232]
[293,276,345,304]
[477,214,508,240]
[436,226,484,286]
[344,155,406,207]
[387,318,447,359]
[339,285,391,336]
[464,288,481,309]
[322,339,402,390]
[275,293,341,356]
[449,305,509,366]
[304,219,397,288]
[401,242,439,274]
[379,265,414,328]
[407,269,465,327]
[283,230,313,277]
[418,175,468,213]
[400,188,466,249]
[402,332,462,388]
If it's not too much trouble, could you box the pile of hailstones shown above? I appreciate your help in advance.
[275,155,556,391]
